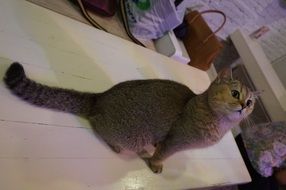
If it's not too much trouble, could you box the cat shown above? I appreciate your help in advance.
[3,62,256,173]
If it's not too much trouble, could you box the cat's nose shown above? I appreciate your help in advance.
[239,103,246,114]
[240,103,246,110]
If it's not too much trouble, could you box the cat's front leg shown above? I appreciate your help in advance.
[138,144,169,173]
[148,142,174,173]
[147,135,184,173]
[138,134,182,173]
[146,159,163,173]
[138,148,163,174]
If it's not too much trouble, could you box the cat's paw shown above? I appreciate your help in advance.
[138,150,163,173]
[147,159,163,174]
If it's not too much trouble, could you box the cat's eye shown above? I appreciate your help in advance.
[246,100,252,107]
[231,90,240,99]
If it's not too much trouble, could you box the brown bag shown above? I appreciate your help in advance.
[183,10,226,71]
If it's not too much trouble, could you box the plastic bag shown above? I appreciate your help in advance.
[125,0,183,39]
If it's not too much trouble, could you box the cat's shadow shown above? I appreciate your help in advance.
[90,127,188,179]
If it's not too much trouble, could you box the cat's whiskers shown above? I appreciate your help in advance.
[244,116,256,128]
[247,114,260,122]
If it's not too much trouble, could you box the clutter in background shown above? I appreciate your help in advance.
[249,26,270,39]
[125,0,183,40]
[154,31,190,64]
[179,0,286,69]
[181,10,226,71]
[75,0,227,69]
[80,0,117,17]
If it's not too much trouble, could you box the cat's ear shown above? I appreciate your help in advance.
[215,67,233,83]
[253,90,263,99]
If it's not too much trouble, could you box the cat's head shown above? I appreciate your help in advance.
[207,68,257,122]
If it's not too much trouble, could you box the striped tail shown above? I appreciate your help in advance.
[4,62,97,116]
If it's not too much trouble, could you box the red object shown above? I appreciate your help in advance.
[249,26,270,39]
[82,0,117,17]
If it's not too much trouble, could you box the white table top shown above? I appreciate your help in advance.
[0,1,250,189]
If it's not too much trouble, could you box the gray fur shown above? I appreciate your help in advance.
[4,62,255,173]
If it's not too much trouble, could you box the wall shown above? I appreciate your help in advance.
[179,0,286,86]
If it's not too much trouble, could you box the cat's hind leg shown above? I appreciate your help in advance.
[106,143,122,153]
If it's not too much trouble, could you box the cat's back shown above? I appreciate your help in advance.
[98,79,195,108]
[91,79,196,145]
[105,79,193,96]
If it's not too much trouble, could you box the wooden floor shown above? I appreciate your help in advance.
[0,1,251,189]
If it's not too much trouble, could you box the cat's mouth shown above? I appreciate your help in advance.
[237,104,247,115]
[237,109,244,114]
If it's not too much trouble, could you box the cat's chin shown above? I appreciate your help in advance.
[225,111,246,123]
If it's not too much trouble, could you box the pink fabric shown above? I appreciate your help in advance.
[241,121,286,177]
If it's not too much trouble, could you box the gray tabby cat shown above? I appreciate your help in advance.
[4,62,256,173]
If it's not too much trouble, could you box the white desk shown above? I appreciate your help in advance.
[0,1,250,189]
